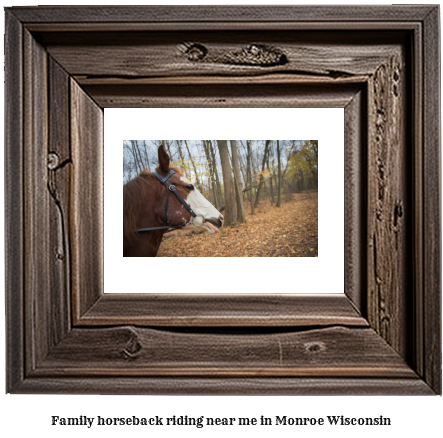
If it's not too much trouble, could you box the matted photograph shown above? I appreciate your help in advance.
[123,140,318,257]
[105,107,342,296]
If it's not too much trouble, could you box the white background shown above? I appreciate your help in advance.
[1,1,442,438]
[105,108,344,294]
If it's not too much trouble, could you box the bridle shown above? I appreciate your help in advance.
[136,170,218,233]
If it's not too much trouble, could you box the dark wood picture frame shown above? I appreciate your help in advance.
[5,6,441,394]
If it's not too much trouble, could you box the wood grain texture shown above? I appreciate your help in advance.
[8,5,436,23]
[42,33,399,79]
[83,83,360,108]
[25,23,425,34]
[422,6,441,394]
[23,29,50,371]
[366,50,409,358]
[12,375,433,395]
[76,73,368,86]
[4,5,441,394]
[5,10,24,393]
[35,327,414,378]
[344,90,366,314]
[48,58,72,346]
[79,294,367,327]
[70,81,104,321]
[411,18,425,383]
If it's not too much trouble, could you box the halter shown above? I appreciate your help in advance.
[136,170,208,233]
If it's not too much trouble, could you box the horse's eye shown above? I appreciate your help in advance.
[185,184,195,191]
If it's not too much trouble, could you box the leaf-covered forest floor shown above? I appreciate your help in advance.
[157,191,318,257]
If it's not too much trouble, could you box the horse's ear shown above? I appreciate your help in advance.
[158,144,170,172]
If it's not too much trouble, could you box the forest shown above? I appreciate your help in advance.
[123,140,318,257]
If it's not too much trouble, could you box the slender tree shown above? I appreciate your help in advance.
[268,153,274,204]
[217,140,237,226]
[142,140,151,172]
[184,140,202,190]
[276,139,282,207]
[175,140,185,163]
[202,140,219,208]
[209,140,223,205]
[247,140,255,215]
[123,145,134,183]
[130,140,143,173]
[230,140,246,223]
[254,140,271,208]
[238,140,249,183]
[251,143,259,176]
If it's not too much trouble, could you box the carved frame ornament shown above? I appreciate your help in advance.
[5,6,441,394]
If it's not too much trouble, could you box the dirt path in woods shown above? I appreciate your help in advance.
[157,191,318,257]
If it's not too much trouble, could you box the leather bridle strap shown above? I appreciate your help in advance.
[136,169,197,233]
[154,170,197,220]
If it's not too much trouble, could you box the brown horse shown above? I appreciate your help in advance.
[124,145,223,257]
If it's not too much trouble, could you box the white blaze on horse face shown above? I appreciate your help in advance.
[180,176,222,234]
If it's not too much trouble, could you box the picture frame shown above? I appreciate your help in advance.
[5,5,440,394]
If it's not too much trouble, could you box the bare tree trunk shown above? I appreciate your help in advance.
[175,140,185,163]
[227,147,241,216]
[247,140,255,215]
[136,140,146,170]
[272,164,278,198]
[251,145,259,177]
[254,140,271,208]
[270,145,279,203]
[276,140,282,207]
[237,148,248,184]
[268,154,274,204]
[184,140,201,190]
[238,141,249,183]
[217,140,237,226]
[142,140,151,172]
[130,140,143,173]
[202,140,219,209]
[230,140,246,223]
[209,140,223,205]
[218,176,274,212]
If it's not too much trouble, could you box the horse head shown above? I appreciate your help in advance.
[123,144,223,257]
[156,144,224,234]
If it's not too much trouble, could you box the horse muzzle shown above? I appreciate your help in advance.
[205,214,224,229]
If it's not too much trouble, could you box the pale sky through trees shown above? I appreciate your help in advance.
[123,140,308,185]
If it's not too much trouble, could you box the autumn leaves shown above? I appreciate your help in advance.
[158,192,318,258]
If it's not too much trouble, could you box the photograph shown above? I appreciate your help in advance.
[123,140,318,257]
